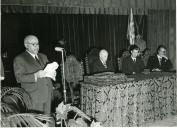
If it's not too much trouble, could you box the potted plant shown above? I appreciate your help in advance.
[1,86,51,127]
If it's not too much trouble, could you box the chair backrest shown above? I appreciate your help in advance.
[87,48,100,74]
[64,55,83,83]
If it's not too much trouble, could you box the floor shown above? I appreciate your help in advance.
[143,115,177,127]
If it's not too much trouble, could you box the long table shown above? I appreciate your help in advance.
[81,72,176,126]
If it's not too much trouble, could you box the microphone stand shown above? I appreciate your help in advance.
[61,49,67,104]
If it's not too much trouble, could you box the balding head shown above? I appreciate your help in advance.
[99,49,108,63]
[24,35,38,45]
[24,35,39,55]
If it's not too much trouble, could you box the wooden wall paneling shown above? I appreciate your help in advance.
[130,0,137,8]
[2,0,176,10]
[87,7,94,14]
[136,0,145,9]
[69,0,81,7]
[48,0,65,7]
[109,8,115,15]
[171,0,176,9]
[2,0,20,5]
[80,0,96,7]
[144,0,151,9]
[120,0,129,8]
[93,0,104,8]
[63,0,71,7]
[100,8,105,14]
[121,8,129,15]
[157,0,164,9]
[103,0,112,8]
[113,8,119,15]
[111,0,122,8]
[151,0,158,9]
[18,0,47,5]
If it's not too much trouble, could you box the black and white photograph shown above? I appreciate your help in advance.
[1,0,176,127]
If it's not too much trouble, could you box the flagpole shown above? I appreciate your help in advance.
[61,50,67,104]
[128,8,135,45]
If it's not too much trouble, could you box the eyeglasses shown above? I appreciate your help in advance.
[160,50,166,53]
[28,43,39,47]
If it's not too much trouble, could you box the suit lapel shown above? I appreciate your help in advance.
[38,54,45,67]
[24,52,43,69]
[130,57,135,64]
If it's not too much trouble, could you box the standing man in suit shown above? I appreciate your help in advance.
[13,35,54,115]
[90,49,115,74]
[122,45,144,74]
[147,45,172,71]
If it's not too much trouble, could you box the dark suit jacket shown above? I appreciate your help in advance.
[90,59,115,74]
[122,56,144,74]
[1,57,4,78]
[13,51,53,105]
[147,55,172,71]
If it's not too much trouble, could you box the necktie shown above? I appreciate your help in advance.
[35,56,41,65]
[103,63,107,68]
[133,58,136,62]
[159,58,162,65]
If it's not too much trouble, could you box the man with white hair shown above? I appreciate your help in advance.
[13,35,54,115]
[90,49,114,74]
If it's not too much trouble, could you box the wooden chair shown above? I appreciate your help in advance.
[64,55,84,104]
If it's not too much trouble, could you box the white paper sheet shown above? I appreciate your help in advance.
[44,62,59,81]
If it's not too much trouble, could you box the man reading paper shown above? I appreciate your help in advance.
[13,35,58,115]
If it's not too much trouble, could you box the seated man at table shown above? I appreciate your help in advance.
[147,45,172,72]
[122,45,144,75]
[90,49,115,74]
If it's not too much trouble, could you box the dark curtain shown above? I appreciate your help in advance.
[2,13,147,60]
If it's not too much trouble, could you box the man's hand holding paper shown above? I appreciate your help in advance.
[43,62,59,81]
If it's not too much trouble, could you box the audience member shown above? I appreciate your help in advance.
[122,45,144,74]
[90,49,114,74]
[13,35,54,115]
[147,45,172,71]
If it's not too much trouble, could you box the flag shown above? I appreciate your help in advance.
[127,8,135,45]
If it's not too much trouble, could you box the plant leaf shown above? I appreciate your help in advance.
[69,106,91,121]
[1,102,14,113]
[6,113,51,127]
[1,87,32,109]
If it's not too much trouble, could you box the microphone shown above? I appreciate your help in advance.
[55,47,64,52]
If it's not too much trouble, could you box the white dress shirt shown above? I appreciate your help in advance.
[157,55,162,65]
[131,57,136,62]
[26,50,38,59]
